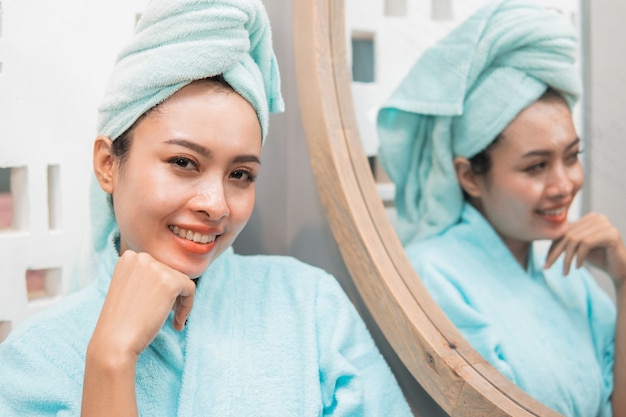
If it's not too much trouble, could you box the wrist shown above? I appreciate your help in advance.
[86,336,138,374]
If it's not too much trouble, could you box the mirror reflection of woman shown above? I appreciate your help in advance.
[0,1,413,416]
[377,0,626,416]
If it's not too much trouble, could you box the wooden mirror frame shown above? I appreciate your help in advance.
[293,1,563,415]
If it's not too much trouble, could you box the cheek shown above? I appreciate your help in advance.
[228,188,256,224]
[487,177,539,217]
[114,169,176,222]
[571,164,584,191]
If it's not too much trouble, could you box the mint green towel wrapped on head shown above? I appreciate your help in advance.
[97,0,284,142]
[89,0,284,268]
[377,0,581,245]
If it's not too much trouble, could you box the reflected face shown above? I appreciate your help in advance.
[473,96,583,246]
[109,81,262,277]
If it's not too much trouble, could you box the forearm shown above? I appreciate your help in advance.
[81,341,138,417]
[613,284,626,417]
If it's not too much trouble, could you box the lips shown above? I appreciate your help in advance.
[536,205,569,223]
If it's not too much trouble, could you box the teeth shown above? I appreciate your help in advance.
[168,225,216,244]
[540,208,566,216]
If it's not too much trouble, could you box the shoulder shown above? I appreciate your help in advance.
[0,285,102,404]
[405,224,478,275]
[1,285,101,369]
[218,252,345,300]
[232,252,329,274]
[228,252,336,283]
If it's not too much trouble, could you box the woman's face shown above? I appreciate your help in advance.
[105,81,261,277]
[473,95,583,246]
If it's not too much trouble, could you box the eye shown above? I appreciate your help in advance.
[230,169,256,183]
[168,156,198,171]
[566,149,583,164]
[525,161,547,174]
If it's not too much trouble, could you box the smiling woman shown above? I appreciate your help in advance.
[377,1,625,415]
[94,78,261,278]
[0,1,413,416]
[455,91,584,266]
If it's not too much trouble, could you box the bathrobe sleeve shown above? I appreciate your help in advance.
[582,270,616,417]
[314,274,413,417]
[0,325,83,416]
[415,261,517,383]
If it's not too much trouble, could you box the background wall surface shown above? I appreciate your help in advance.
[0,0,146,338]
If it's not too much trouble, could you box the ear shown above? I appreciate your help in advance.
[454,156,482,199]
[93,136,116,193]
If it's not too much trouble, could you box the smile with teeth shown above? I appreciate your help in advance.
[168,225,217,244]
[537,207,567,216]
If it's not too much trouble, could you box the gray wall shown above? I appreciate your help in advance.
[583,0,626,298]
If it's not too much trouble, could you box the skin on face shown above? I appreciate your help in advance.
[95,80,262,278]
[456,95,583,264]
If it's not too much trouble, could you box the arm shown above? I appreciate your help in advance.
[314,274,413,417]
[413,260,517,383]
[81,250,196,417]
[615,284,626,417]
[545,213,626,417]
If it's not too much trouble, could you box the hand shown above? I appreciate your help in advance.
[89,250,196,361]
[545,213,626,287]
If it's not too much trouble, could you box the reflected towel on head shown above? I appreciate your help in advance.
[377,0,580,245]
[83,0,284,280]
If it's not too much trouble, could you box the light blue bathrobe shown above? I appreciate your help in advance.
[0,236,412,417]
[406,203,615,417]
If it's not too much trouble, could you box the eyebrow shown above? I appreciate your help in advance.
[521,137,580,158]
[165,139,261,165]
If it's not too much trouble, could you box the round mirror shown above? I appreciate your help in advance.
[293,0,623,415]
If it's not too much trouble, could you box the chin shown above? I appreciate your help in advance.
[535,226,568,241]
[159,257,209,279]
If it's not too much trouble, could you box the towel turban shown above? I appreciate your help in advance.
[85,0,284,274]
[97,0,284,142]
[377,0,581,245]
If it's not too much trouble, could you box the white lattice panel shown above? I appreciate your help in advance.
[0,0,147,341]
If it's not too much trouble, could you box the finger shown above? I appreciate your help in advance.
[545,237,566,269]
[561,238,580,276]
[173,284,196,331]
[575,241,592,269]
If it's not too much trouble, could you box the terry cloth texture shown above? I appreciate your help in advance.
[97,0,284,142]
[406,203,615,417]
[0,234,413,417]
[377,0,581,245]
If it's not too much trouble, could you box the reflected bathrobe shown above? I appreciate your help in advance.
[0,237,412,417]
[406,203,615,417]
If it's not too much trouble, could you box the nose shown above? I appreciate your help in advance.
[546,165,577,199]
[188,183,229,220]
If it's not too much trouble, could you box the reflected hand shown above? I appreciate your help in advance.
[89,250,196,360]
[545,213,626,287]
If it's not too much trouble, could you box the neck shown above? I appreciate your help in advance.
[469,200,531,269]
[499,237,531,270]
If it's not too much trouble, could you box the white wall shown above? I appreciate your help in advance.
[0,0,147,339]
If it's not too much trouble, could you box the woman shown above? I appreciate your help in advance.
[377,0,625,416]
[0,1,412,416]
